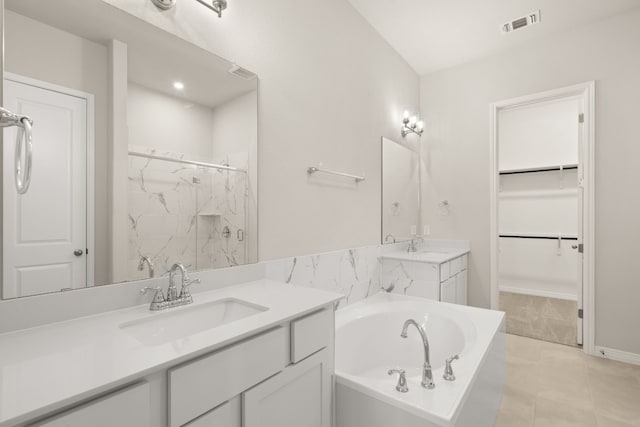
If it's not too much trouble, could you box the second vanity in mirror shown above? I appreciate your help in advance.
[2,0,258,300]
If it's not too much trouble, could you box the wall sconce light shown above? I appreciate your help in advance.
[401,110,424,137]
[196,0,228,18]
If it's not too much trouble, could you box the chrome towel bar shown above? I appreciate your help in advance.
[307,166,364,182]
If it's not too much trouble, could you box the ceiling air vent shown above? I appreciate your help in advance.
[501,10,541,34]
[228,64,257,80]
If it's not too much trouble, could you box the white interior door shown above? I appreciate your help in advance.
[3,78,87,298]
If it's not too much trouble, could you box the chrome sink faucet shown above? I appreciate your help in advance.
[406,236,424,253]
[137,256,155,278]
[140,263,200,311]
[400,319,435,389]
[167,263,200,307]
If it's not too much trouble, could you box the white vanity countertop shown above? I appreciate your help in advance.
[380,248,469,264]
[0,280,343,427]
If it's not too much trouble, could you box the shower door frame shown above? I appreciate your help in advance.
[489,81,595,356]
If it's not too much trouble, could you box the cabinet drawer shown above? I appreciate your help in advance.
[439,262,450,283]
[291,308,333,363]
[183,402,231,427]
[31,382,150,427]
[449,257,462,277]
[169,327,287,427]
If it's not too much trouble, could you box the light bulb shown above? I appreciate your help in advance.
[173,81,185,90]
[410,116,417,125]
[417,120,424,131]
[403,110,410,119]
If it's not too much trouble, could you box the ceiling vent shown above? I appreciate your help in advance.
[501,10,541,34]
[228,64,257,80]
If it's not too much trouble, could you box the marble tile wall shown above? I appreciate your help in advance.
[379,259,441,300]
[265,244,398,308]
[264,240,468,308]
[127,146,248,280]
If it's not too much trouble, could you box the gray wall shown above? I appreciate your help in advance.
[103,0,420,261]
[420,10,640,354]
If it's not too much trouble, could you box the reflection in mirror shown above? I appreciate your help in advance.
[381,137,420,244]
[2,0,258,299]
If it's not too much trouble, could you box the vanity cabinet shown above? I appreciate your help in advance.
[168,327,288,427]
[439,255,468,305]
[30,382,150,427]
[244,349,332,427]
[383,253,468,305]
[19,305,335,427]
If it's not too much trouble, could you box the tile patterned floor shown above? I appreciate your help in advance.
[497,334,640,427]
[500,292,577,346]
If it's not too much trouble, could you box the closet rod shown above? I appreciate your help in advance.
[499,234,578,241]
[499,164,578,175]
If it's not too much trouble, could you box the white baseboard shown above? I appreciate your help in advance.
[499,286,577,301]
[593,346,640,366]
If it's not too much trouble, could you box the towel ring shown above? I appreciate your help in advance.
[0,107,33,194]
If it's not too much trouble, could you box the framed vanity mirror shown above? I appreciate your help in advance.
[1,0,258,299]
[381,136,420,244]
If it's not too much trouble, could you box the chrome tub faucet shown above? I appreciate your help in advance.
[400,318,435,389]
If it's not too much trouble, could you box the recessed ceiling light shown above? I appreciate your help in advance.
[173,81,185,90]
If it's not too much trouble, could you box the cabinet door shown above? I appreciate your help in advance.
[440,277,456,304]
[243,349,331,427]
[456,270,468,305]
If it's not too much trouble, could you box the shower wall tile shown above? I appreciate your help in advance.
[127,146,249,280]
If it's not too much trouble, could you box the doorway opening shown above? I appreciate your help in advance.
[490,83,595,351]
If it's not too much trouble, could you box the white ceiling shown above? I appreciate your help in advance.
[347,0,640,75]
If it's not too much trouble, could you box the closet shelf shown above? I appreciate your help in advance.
[499,164,578,175]
[499,234,578,241]
[498,189,578,198]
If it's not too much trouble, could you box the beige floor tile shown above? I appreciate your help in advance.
[533,396,598,427]
[588,371,640,425]
[595,413,637,427]
[496,410,533,427]
[499,334,640,427]
[586,355,640,380]
[506,333,543,363]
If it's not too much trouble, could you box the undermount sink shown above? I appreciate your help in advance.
[120,298,268,346]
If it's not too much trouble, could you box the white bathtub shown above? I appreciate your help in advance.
[335,293,505,427]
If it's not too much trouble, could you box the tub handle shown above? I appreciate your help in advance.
[443,354,459,381]
[388,368,409,393]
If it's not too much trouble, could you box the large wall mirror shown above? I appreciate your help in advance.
[1,0,258,299]
[381,136,419,244]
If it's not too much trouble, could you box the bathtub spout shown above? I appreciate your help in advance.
[400,319,435,389]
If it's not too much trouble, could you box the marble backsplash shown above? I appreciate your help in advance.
[265,242,409,308]
[127,146,248,280]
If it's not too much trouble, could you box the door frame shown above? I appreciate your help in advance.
[4,72,96,287]
[489,81,595,355]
